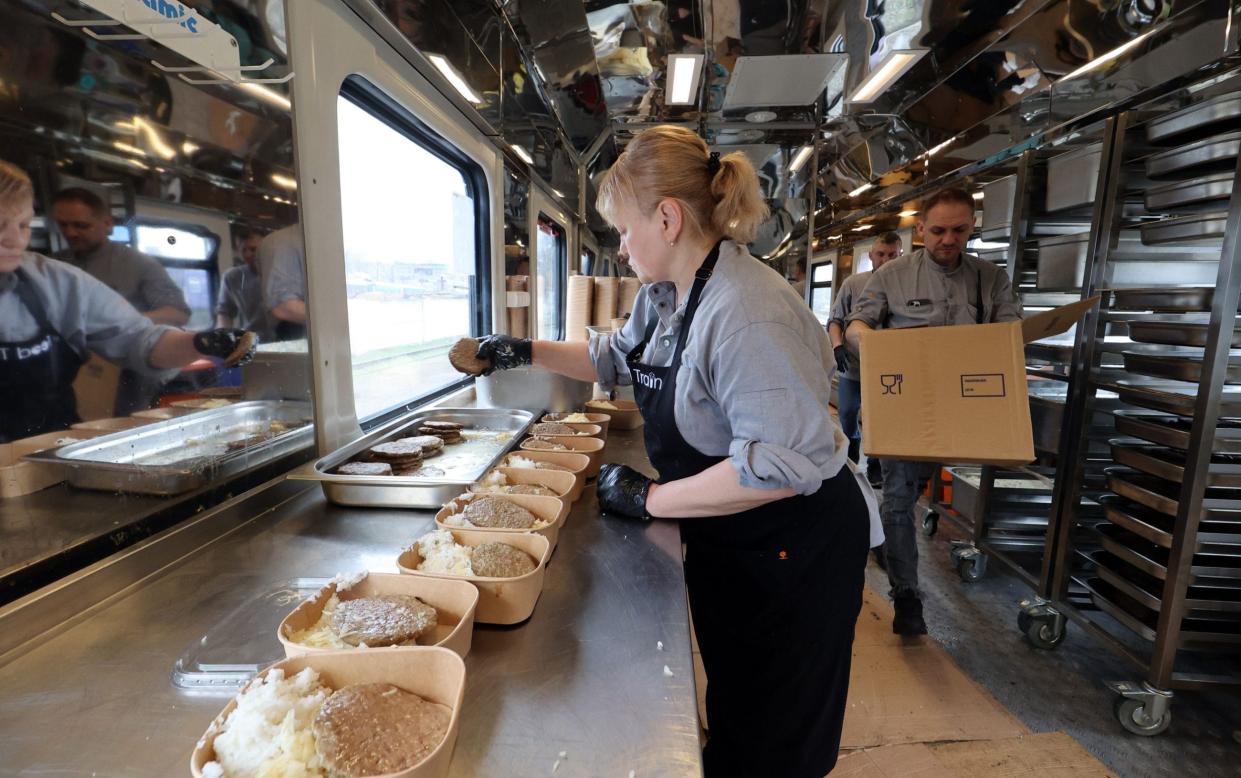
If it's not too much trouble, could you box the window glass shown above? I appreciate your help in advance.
[337,94,481,420]
[136,225,215,261]
[809,260,832,325]
[535,214,565,339]
[812,262,833,283]
[164,266,215,330]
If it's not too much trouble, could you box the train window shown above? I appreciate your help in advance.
[809,260,833,325]
[337,84,489,422]
[535,214,566,339]
[135,224,220,330]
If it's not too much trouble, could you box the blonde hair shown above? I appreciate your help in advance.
[597,125,769,244]
[0,160,33,210]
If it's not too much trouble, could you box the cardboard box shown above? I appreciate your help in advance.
[0,429,106,498]
[858,298,1098,466]
[71,353,120,421]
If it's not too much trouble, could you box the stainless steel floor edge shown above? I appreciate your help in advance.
[0,476,313,666]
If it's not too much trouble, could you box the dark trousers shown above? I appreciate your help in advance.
[836,376,862,462]
[879,459,936,596]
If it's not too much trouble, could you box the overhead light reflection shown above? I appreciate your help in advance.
[849,182,874,197]
[510,144,534,165]
[1057,28,1158,84]
[241,82,292,111]
[788,145,814,173]
[848,50,928,103]
[428,54,483,104]
[271,172,298,190]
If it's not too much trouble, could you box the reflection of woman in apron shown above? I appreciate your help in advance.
[470,127,880,777]
[0,160,257,443]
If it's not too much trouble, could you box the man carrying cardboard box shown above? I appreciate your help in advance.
[845,187,1021,636]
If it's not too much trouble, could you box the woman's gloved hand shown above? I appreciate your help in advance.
[193,329,258,367]
[833,344,852,373]
[596,463,653,521]
[475,334,532,375]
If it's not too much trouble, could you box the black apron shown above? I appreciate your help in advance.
[0,270,85,443]
[625,242,870,777]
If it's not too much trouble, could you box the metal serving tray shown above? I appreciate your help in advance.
[1146,92,1241,143]
[980,175,1017,240]
[290,408,533,509]
[1127,321,1241,348]
[1098,494,1241,549]
[1089,552,1241,618]
[25,401,313,495]
[1096,523,1241,580]
[1046,144,1102,212]
[1111,380,1241,417]
[1112,287,1217,312]
[1122,352,1241,384]
[1113,410,1241,454]
[1145,130,1241,178]
[1078,575,1241,649]
[1143,172,1234,211]
[1105,467,1241,520]
[1109,440,1241,487]
[1139,211,1228,246]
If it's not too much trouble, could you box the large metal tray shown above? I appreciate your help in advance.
[1105,467,1241,520]
[1046,144,1102,212]
[1127,321,1241,348]
[1077,575,1241,648]
[1099,494,1241,549]
[1139,211,1228,246]
[1089,551,1241,617]
[1146,92,1241,143]
[1109,440,1241,487]
[25,401,313,495]
[1113,410,1241,454]
[1143,172,1234,211]
[1145,130,1241,178]
[1122,351,1241,384]
[290,408,533,508]
[1112,287,1218,312]
[1111,380,1241,417]
[1096,523,1241,580]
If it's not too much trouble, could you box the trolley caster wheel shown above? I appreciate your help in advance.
[1018,610,1066,650]
[1115,697,1172,737]
[950,544,986,582]
[922,511,939,537]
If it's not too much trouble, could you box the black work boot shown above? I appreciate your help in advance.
[892,591,928,636]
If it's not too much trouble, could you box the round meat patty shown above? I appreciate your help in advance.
[329,594,438,647]
[522,437,566,451]
[314,683,452,776]
[401,434,445,456]
[422,420,464,431]
[462,496,538,529]
[338,461,394,476]
[531,422,577,436]
[397,464,447,478]
[369,439,424,465]
[471,542,537,577]
[419,426,464,444]
[448,337,489,376]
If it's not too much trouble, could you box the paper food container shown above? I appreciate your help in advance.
[548,422,603,438]
[541,411,611,437]
[70,416,152,432]
[500,451,589,501]
[472,466,577,503]
[0,429,106,499]
[277,573,479,659]
[434,491,567,551]
[397,529,550,625]
[521,435,604,477]
[585,399,643,430]
[190,646,465,778]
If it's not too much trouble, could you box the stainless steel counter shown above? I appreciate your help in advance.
[0,429,703,777]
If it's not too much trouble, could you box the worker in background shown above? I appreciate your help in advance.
[459,127,879,778]
[847,188,1021,637]
[216,230,276,342]
[0,161,256,443]
[258,224,308,340]
[828,231,902,483]
[52,187,193,415]
[789,261,806,298]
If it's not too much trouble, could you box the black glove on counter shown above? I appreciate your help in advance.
[833,344,852,374]
[475,334,532,376]
[597,463,653,521]
[193,328,258,367]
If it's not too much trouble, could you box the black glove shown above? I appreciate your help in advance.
[833,344,852,373]
[475,334,532,376]
[596,463,653,521]
[193,328,258,367]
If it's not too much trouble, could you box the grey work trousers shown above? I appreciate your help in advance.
[879,459,937,597]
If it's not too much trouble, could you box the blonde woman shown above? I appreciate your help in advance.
[0,160,256,442]
[468,126,875,776]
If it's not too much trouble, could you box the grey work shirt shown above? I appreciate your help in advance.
[63,240,190,316]
[828,270,872,380]
[589,240,848,495]
[217,264,276,341]
[0,253,175,374]
[848,248,1022,330]
[258,225,307,311]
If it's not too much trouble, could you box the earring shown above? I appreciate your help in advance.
[668,241,676,247]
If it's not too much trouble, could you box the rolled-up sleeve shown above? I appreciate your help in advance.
[262,241,306,309]
[51,263,176,375]
[847,273,888,329]
[712,321,841,494]
[827,276,852,329]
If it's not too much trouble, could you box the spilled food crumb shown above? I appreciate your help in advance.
[656,641,663,651]
[552,759,560,773]
[558,751,567,759]
[662,665,674,677]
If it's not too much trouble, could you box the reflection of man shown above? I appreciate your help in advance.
[258,224,308,340]
[847,189,1021,637]
[216,231,275,341]
[828,232,902,477]
[790,262,806,298]
[52,187,192,414]
[0,160,255,442]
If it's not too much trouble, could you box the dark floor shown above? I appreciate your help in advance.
[872,504,1241,778]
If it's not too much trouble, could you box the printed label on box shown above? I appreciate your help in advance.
[960,374,1006,397]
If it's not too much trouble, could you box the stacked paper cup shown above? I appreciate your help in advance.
[566,275,594,342]
[507,275,529,338]
[592,277,620,327]
[618,277,641,318]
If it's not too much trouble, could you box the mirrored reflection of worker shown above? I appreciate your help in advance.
[828,231,902,480]
[258,224,308,340]
[216,230,276,342]
[789,260,806,298]
[847,188,1021,637]
[0,161,256,443]
[458,128,879,778]
[52,187,194,414]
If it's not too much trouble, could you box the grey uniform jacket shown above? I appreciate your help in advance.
[848,248,1022,330]
[217,264,276,341]
[258,225,307,312]
[0,253,175,374]
[64,240,190,317]
[828,270,871,381]
[588,240,848,495]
